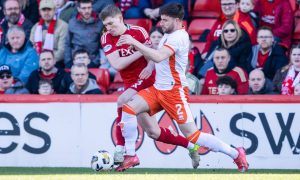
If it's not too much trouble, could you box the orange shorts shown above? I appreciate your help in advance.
[138,85,194,124]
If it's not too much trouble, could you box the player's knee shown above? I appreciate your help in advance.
[117,95,127,106]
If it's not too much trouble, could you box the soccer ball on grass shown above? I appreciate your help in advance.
[91,150,114,171]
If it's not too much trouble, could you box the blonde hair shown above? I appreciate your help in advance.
[221,20,242,49]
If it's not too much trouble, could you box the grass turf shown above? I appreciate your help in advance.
[0,168,299,180]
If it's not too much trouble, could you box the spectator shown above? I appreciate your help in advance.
[0,0,33,48]
[294,83,300,95]
[30,0,68,67]
[38,79,54,95]
[149,26,163,49]
[250,26,288,80]
[143,0,188,20]
[201,0,256,59]
[216,76,237,95]
[201,48,249,95]
[59,49,97,93]
[0,64,29,94]
[116,0,150,19]
[67,63,102,94]
[248,68,275,94]
[54,0,76,23]
[64,0,102,68]
[19,0,39,24]
[26,50,65,94]
[254,0,293,49]
[0,26,38,83]
[92,0,114,14]
[273,45,300,95]
[239,0,258,28]
[199,20,252,77]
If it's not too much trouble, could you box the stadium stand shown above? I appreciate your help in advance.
[89,68,111,94]
[124,19,153,32]
[188,18,217,41]
[107,72,124,94]
[190,0,221,18]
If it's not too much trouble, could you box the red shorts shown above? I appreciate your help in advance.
[138,85,194,124]
[125,72,155,92]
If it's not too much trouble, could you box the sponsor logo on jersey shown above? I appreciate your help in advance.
[103,44,112,52]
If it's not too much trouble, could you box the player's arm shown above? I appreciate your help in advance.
[117,35,173,63]
[106,50,143,71]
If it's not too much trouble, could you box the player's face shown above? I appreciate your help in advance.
[294,84,300,95]
[160,15,175,34]
[77,2,92,20]
[290,48,300,69]
[239,0,253,13]
[39,52,56,72]
[221,0,237,18]
[257,30,273,50]
[249,71,265,92]
[223,23,237,43]
[103,15,124,36]
[213,50,230,72]
[71,67,89,87]
[218,84,234,95]
[150,30,163,49]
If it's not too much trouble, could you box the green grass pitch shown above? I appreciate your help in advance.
[0,168,299,180]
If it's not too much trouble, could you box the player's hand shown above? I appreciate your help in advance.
[139,63,154,79]
[117,35,135,46]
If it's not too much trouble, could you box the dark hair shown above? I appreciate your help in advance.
[216,76,237,91]
[99,5,122,21]
[159,3,184,20]
[72,49,89,61]
[40,49,54,57]
[149,26,163,36]
[77,0,92,7]
[257,26,273,35]
[39,79,53,88]
[215,47,230,56]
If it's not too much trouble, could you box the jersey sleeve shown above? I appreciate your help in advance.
[100,32,117,56]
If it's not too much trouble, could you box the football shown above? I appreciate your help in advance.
[91,150,114,171]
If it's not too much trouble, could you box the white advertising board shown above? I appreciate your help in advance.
[0,102,299,169]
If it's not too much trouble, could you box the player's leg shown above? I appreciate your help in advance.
[179,122,248,172]
[161,87,248,172]
[137,112,200,169]
[114,88,138,164]
[116,94,150,172]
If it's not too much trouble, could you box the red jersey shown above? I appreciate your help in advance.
[257,51,269,68]
[201,67,249,95]
[101,24,153,87]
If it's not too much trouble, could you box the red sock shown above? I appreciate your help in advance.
[157,127,189,148]
[115,107,125,146]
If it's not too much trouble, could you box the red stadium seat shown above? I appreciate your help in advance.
[108,72,124,94]
[89,68,110,94]
[124,19,153,32]
[191,0,221,18]
[290,0,297,12]
[193,42,206,53]
[188,19,217,41]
